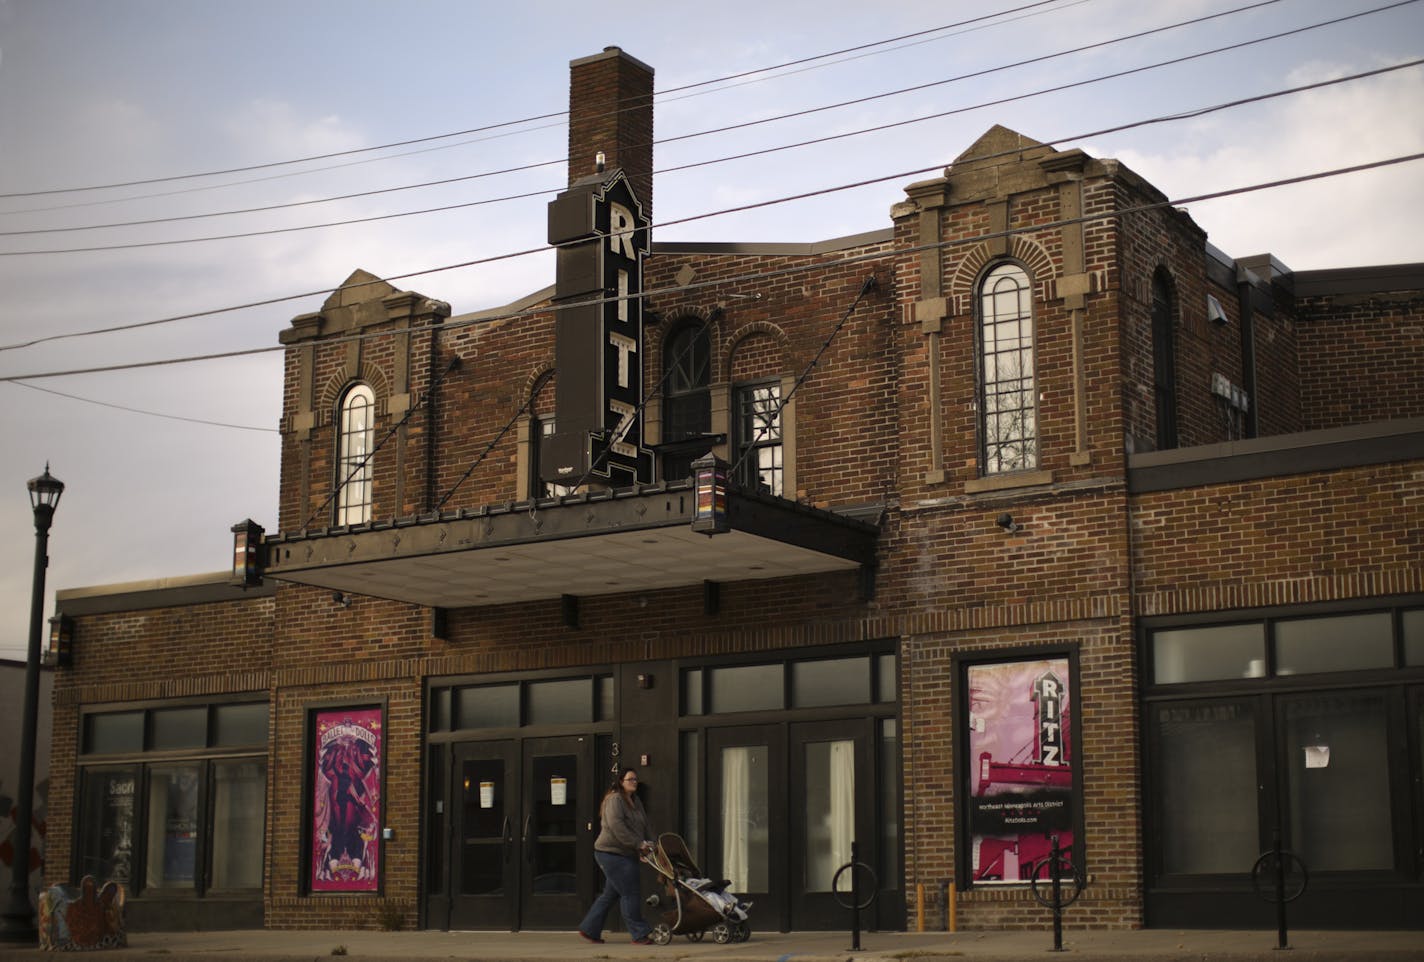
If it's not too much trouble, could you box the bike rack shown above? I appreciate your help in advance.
[832,841,878,951]
[1250,831,1309,951]
[1028,835,1085,952]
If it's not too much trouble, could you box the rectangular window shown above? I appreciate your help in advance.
[84,711,144,755]
[144,764,202,890]
[734,381,783,496]
[76,767,138,885]
[527,678,592,725]
[1406,609,1424,665]
[456,684,520,729]
[1275,613,1393,675]
[210,759,266,890]
[709,664,784,714]
[1152,623,1266,684]
[792,657,870,708]
[75,700,267,898]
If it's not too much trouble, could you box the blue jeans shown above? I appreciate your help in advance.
[579,850,651,941]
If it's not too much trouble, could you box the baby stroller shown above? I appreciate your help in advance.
[641,832,752,944]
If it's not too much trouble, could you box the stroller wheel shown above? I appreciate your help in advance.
[733,920,750,942]
[711,922,732,944]
[650,923,672,946]
[684,930,705,942]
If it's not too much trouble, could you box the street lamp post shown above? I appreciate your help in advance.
[0,466,64,944]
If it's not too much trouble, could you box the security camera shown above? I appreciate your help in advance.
[996,513,1022,533]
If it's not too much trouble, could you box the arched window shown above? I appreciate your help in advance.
[335,383,375,525]
[661,321,711,482]
[978,263,1037,474]
[1151,269,1179,450]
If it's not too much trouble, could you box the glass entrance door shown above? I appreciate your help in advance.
[449,741,519,929]
[706,726,786,931]
[788,719,873,929]
[1145,687,1414,927]
[519,736,593,929]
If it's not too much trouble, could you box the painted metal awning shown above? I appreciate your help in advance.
[258,481,880,609]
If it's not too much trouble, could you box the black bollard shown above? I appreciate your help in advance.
[850,841,862,951]
[1049,835,1065,952]
[1272,832,1289,951]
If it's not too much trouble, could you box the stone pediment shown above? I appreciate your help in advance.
[951,125,1053,169]
[322,269,397,311]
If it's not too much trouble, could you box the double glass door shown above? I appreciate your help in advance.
[440,735,594,930]
[1146,685,1421,927]
[706,720,882,931]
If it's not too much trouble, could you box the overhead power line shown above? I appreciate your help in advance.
[0,57,1416,357]
[0,0,1076,201]
[0,0,1293,242]
[2,0,1408,260]
[0,47,1414,368]
[3,149,1419,386]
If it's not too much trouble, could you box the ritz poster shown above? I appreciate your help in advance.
[310,707,382,892]
[966,657,1075,883]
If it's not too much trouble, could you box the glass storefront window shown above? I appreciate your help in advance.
[145,764,202,890]
[876,653,897,703]
[1275,613,1392,675]
[152,707,207,751]
[76,767,137,884]
[793,657,869,708]
[456,684,519,729]
[1152,623,1264,684]
[211,760,266,889]
[1283,691,1393,871]
[683,669,704,715]
[1154,702,1258,874]
[1403,610,1423,666]
[527,678,591,725]
[84,711,144,755]
[709,664,783,714]
[213,703,268,747]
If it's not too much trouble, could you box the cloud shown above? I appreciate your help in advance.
[1098,62,1424,268]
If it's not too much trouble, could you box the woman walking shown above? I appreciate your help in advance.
[577,767,655,945]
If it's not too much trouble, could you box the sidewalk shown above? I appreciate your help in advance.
[2,926,1421,962]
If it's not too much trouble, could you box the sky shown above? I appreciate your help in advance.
[0,0,1421,662]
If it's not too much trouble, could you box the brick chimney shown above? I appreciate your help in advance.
[567,47,654,223]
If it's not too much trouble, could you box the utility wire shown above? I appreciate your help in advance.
[1,0,1409,259]
[3,150,1420,386]
[0,0,1075,201]
[727,276,880,486]
[7,379,278,432]
[1,55,1415,356]
[0,1,1085,218]
[0,0,1291,240]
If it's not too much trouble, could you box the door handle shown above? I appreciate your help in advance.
[523,814,534,862]
[502,815,512,863]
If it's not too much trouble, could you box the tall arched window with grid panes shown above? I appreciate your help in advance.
[977,262,1037,474]
[336,383,375,525]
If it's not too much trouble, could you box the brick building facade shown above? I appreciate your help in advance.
[46,48,1423,934]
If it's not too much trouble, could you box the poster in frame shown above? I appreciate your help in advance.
[309,706,382,892]
[963,655,1076,885]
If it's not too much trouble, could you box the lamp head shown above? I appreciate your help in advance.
[27,463,64,513]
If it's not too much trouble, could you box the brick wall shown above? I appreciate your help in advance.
[1296,287,1424,430]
